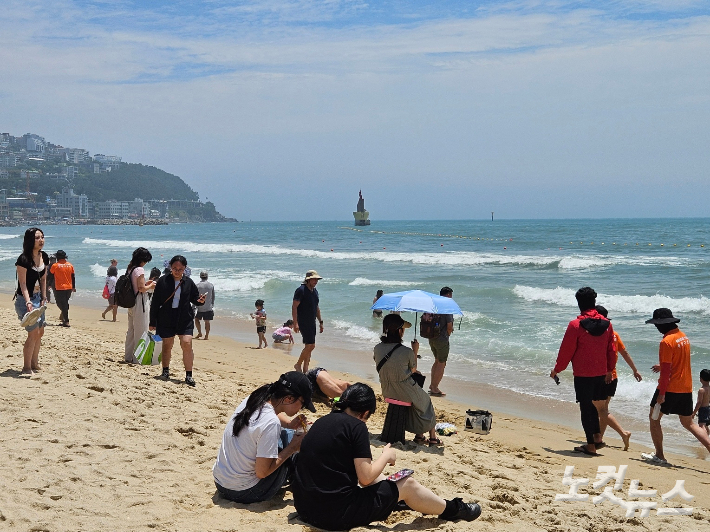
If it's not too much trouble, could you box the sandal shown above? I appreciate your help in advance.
[574,445,599,456]
[428,437,444,447]
[413,435,427,444]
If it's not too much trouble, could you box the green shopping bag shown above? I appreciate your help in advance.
[134,332,162,365]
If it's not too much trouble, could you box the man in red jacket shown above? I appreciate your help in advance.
[550,287,614,456]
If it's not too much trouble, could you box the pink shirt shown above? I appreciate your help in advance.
[274,327,293,337]
[131,266,145,293]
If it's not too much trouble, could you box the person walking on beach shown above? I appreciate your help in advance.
[195,270,215,340]
[150,255,205,387]
[124,247,156,363]
[692,369,710,436]
[595,305,642,450]
[641,308,710,465]
[292,270,324,373]
[102,265,119,322]
[14,227,49,375]
[428,286,454,397]
[550,287,614,456]
[50,250,76,327]
[250,299,268,348]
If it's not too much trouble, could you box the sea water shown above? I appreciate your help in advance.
[1,219,709,455]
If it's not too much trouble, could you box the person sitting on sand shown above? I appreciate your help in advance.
[102,265,119,322]
[305,367,350,400]
[272,320,295,344]
[292,383,481,530]
[374,314,440,446]
[212,371,316,504]
[594,305,642,450]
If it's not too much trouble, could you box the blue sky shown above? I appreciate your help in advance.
[2,1,709,219]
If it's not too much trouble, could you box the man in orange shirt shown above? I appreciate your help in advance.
[50,250,76,327]
[642,308,710,465]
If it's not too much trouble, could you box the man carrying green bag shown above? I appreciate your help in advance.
[133,331,162,365]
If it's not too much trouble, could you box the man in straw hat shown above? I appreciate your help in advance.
[641,308,710,465]
[292,270,324,373]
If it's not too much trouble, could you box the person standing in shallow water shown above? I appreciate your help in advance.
[292,270,324,373]
[428,286,454,397]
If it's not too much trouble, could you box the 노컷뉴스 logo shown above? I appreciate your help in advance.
[555,465,694,517]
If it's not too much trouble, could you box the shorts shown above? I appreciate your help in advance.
[573,375,608,403]
[650,389,693,417]
[428,336,450,363]
[257,326,266,334]
[15,293,46,332]
[604,378,618,398]
[272,333,289,342]
[107,293,116,305]
[156,308,194,339]
[306,367,325,397]
[298,480,399,531]
[300,326,316,345]
[196,310,214,321]
[698,406,710,425]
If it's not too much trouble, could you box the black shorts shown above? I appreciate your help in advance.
[256,326,266,333]
[196,310,214,321]
[605,378,618,398]
[157,309,194,339]
[306,367,326,397]
[650,389,693,417]
[299,480,399,531]
[573,375,608,403]
[300,326,316,345]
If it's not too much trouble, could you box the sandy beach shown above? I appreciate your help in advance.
[1,299,710,532]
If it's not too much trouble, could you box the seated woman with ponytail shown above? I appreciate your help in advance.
[212,371,316,504]
[293,383,481,530]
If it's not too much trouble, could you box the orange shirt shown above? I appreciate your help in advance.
[611,331,626,381]
[50,260,74,291]
[658,328,692,394]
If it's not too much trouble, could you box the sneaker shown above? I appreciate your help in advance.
[159,369,170,381]
[185,376,196,387]
[641,452,669,465]
[444,498,482,522]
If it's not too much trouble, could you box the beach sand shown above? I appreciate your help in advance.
[1,300,709,531]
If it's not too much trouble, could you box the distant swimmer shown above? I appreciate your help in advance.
[372,290,384,318]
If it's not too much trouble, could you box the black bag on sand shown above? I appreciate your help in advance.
[115,269,137,308]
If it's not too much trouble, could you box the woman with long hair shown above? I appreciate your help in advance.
[293,383,481,530]
[102,265,119,322]
[212,371,316,503]
[124,247,155,363]
[374,313,439,445]
[14,228,49,375]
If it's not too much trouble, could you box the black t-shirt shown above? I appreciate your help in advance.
[15,252,49,296]
[293,411,372,520]
[293,284,319,328]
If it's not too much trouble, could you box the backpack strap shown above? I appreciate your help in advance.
[160,279,184,309]
[376,344,401,373]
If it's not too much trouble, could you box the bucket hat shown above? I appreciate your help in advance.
[645,308,680,325]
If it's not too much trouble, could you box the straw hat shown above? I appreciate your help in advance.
[303,270,323,282]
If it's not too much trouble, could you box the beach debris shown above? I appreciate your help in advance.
[435,422,457,436]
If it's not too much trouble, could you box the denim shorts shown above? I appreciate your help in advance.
[15,293,46,332]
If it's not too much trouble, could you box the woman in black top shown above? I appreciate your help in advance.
[293,383,481,530]
[14,227,49,375]
[149,255,205,386]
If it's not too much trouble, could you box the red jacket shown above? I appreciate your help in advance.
[554,309,615,377]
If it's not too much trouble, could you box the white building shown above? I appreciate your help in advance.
[95,200,130,219]
[60,148,90,164]
[57,187,89,218]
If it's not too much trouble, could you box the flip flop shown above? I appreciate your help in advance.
[574,445,599,456]
[428,437,444,447]
[428,390,446,397]
[595,441,607,449]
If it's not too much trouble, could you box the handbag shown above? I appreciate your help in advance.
[102,283,111,299]
[410,372,426,388]
[133,332,162,365]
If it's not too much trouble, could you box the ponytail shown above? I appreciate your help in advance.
[232,380,294,437]
[333,383,376,416]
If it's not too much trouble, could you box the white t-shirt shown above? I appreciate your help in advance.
[212,399,281,491]
[130,266,145,294]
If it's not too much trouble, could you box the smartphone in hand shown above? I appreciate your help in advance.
[386,468,414,482]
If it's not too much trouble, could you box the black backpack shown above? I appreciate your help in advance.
[115,268,137,308]
[419,313,443,339]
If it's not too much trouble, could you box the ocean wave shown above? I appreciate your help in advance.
[81,238,697,271]
[331,320,381,343]
[0,234,18,240]
[349,277,417,287]
[209,270,301,292]
[90,263,107,277]
[513,285,710,315]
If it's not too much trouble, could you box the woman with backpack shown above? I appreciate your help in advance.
[123,247,156,363]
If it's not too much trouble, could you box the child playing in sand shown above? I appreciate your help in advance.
[692,369,710,435]
[272,320,295,344]
[250,299,268,348]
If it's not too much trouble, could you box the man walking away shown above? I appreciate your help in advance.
[195,271,215,340]
[51,250,75,327]
[429,287,454,397]
[292,270,324,373]
[550,287,614,456]
[642,308,710,465]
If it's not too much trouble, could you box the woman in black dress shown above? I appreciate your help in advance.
[149,255,205,386]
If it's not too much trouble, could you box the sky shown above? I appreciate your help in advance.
[1,1,710,220]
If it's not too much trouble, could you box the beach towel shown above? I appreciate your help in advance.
[133,332,162,365]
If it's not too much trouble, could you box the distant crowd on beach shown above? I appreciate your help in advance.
[12,226,710,528]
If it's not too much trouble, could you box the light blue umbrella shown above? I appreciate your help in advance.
[371,290,463,339]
